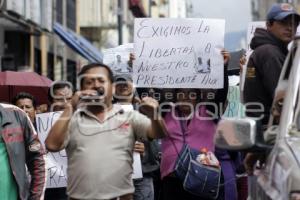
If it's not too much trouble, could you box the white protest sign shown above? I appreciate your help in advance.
[103,43,134,75]
[36,112,68,188]
[133,18,225,88]
[132,152,143,179]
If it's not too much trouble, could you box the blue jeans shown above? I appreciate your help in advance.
[133,176,154,200]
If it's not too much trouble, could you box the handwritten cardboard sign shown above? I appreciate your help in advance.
[133,18,225,88]
[36,111,67,188]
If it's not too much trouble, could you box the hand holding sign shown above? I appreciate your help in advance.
[133,18,225,89]
[221,49,230,66]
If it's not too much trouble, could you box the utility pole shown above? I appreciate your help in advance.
[149,0,152,17]
[117,0,123,45]
[185,0,193,18]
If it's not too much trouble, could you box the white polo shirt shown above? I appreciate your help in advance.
[64,104,150,199]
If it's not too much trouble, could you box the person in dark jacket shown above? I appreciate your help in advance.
[244,3,299,126]
[243,3,300,175]
[0,103,46,200]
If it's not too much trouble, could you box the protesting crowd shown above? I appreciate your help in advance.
[1,2,299,200]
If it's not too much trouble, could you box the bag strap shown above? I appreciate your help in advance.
[167,110,188,161]
[167,109,193,165]
[177,109,188,144]
[179,119,187,144]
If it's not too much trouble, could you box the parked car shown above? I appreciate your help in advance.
[214,38,300,200]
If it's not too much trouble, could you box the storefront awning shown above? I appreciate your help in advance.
[53,22,103,63]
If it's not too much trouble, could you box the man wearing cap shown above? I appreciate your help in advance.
[244,3,299,126]
[243,3,300,174]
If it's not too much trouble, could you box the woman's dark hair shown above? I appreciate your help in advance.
[78,63,114,88]
[12,92,37,107]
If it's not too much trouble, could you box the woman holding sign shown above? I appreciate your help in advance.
[159,50,238,200]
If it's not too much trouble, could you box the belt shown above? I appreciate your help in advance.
[69,193,133,200]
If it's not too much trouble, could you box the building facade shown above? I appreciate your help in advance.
[0,0,80,87]
[79,0,187,50]
[79,0,133,49]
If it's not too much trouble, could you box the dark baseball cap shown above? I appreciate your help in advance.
[114,73,132,82]
[267,3,300,21]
